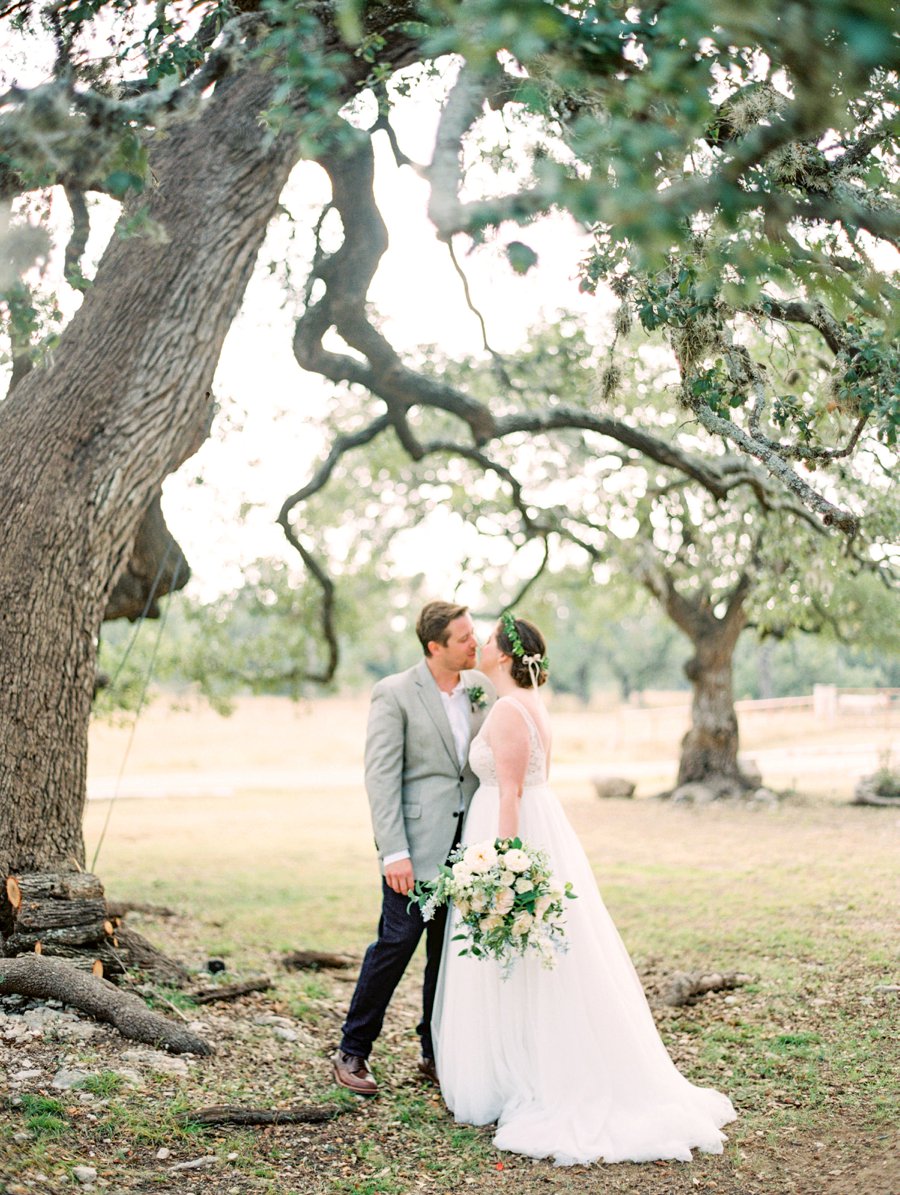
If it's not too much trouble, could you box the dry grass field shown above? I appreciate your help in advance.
[1,694,897,1195]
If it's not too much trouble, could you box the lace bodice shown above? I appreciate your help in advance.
[469,696,548,788]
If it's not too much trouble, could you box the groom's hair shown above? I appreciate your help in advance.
[416,601,469,655]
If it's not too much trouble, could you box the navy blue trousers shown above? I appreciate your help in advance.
[337,812,463,1065]
[340,877,450,1062]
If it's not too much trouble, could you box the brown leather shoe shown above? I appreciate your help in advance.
[417,1056,439,1085]
[332,1050,378,1096]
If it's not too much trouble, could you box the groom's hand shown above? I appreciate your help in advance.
[384,858,415,896]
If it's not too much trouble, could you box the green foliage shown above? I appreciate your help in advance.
[287,315,895,701]
[94,552,433,713]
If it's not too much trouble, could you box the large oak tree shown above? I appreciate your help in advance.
[0,2,896,888]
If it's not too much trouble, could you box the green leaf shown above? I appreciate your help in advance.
[506,242,539,275]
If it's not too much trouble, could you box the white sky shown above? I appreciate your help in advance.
[157,91,609,599]
[0,27,611,601]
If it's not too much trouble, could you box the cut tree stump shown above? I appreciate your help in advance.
[0,955,213,1053]
[281,950,357,971]
[180,1105,340,1127]
[664,970,752,1006]
[2,872,189,984]
[2,872,122,976]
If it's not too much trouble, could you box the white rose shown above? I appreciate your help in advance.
[452,861,474,884]
[514,877,533,894]
[469,890,488,912]
[534,894,553,919]
[510,911,533,936]
[479,913,504,933]
[493,887,515,915]
[503,848,531,873]
[498,869,515,886]
[464,841,499,873]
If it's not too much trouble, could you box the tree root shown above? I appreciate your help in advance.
[0,954,213,1054]
[853,773,900,806]
[664,969,752,1006]
[112,924,190,986]
[179,1105,340,1127]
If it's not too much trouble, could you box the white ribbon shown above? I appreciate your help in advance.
[522,653,542,689]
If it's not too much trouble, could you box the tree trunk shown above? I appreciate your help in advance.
[642,566,756,800]
[0,68,303,880]
[677,634,746,789]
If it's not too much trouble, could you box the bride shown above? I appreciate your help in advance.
[432,613,736,1166]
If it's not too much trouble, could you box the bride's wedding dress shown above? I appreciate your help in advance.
[432,696,736,1166]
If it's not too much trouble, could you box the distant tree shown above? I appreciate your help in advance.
[290,319,894,796]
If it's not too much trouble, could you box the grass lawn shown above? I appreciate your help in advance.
[1,696,897,1194]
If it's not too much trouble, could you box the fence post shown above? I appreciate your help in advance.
[813,684,838,719]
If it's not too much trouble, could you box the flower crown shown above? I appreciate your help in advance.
[500,611,549,677]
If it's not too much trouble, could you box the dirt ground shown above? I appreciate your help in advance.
[1,961,897,1195]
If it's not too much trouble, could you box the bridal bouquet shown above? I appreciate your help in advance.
[412,837,576,972]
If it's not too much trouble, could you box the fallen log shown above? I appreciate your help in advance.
[7,873,104,904]
[664,970,752,1006]
[4,919,112,952]
[0,955,213,1054]
[180,1105,340,1127]
[105,901,178,919]
[191,978,273,1004]
[281,950,357,972]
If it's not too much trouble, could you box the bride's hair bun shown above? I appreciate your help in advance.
[498,617,549,688]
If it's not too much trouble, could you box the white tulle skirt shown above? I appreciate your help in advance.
[432,782,737,1166]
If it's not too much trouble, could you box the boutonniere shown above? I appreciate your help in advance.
[466,685,487,711]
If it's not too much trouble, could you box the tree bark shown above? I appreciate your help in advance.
[642,565,754,796]
[677,632,746,788]
[0,69,303,880]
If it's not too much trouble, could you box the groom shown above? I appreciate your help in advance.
[332,600,492,1095]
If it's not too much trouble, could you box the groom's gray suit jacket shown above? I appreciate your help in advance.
[364,660,493,882]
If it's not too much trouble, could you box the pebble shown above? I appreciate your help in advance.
[11,1068,43,1082]
[58,1021,103,1041]
[156,1148,171,1161]
[72,1165,98,1184]
[273,1027,298,1042]
[52,1068,91,1090]
[170,1156,217,1171]
[121,1049,189,1075]
[254,1014,294,1028]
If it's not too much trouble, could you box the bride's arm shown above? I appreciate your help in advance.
[489,703,531,840]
